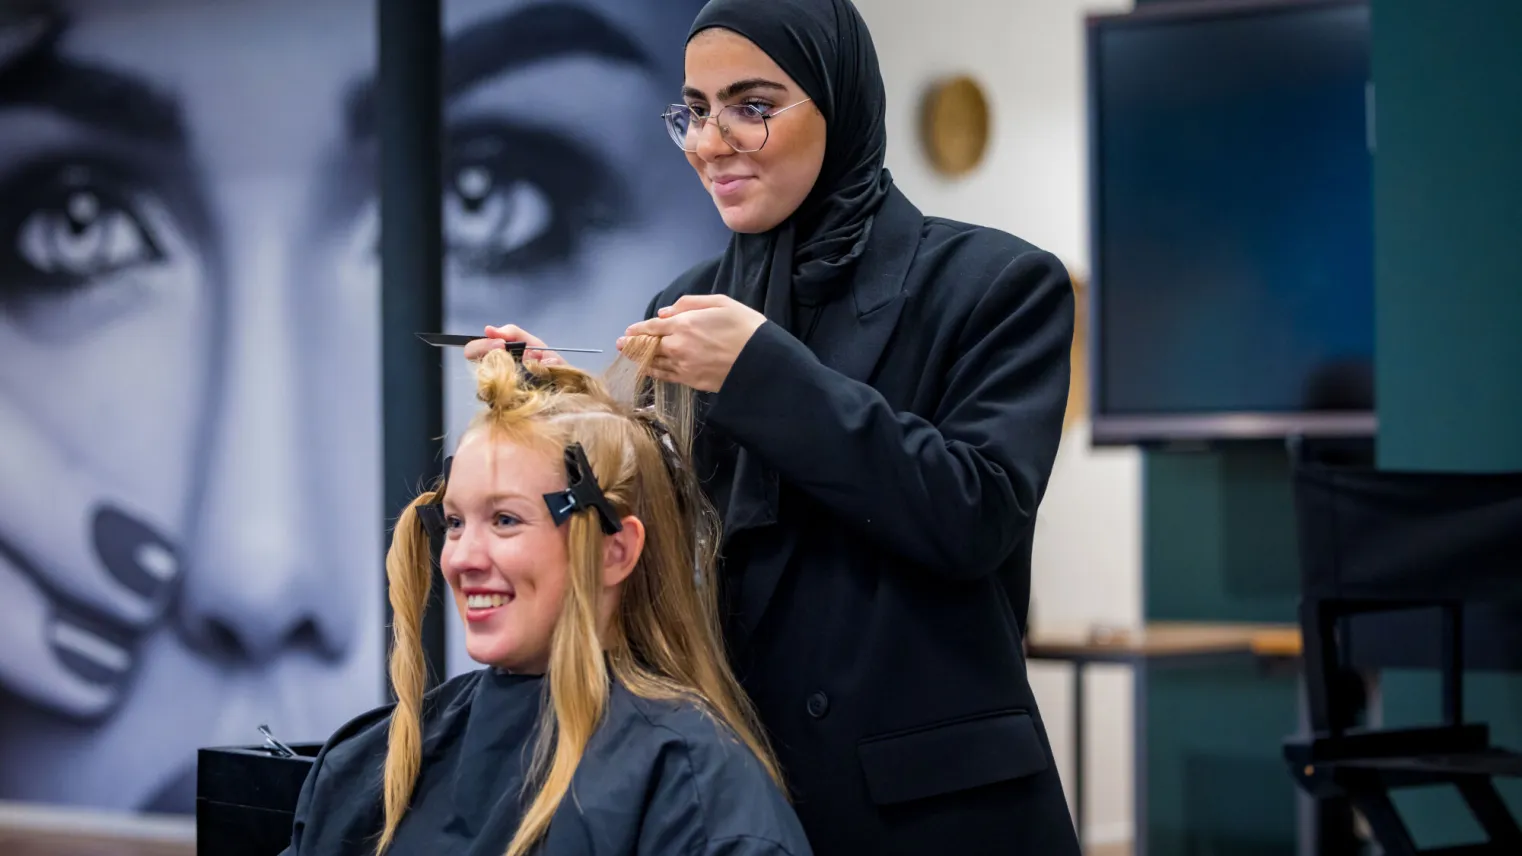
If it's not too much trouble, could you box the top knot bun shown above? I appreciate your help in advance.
[473,347,605,418]
[473,348,533,414]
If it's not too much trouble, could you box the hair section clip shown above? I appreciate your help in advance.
[634,407,685,490]
[543,443,623,535]
[502,341,554,389]
[635,407,678,454]
[415,455,453,557]
[415,503,447,542]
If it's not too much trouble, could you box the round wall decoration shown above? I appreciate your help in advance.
[920,75,991,177]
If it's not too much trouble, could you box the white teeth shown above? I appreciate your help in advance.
[466,594,508,609]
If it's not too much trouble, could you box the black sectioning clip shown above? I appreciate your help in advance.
[414,455,453,562]
[634,407,687,497]
[502,341,554,389]
[543,443,622,535]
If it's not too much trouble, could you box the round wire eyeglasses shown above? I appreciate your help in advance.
[661,98,813,154]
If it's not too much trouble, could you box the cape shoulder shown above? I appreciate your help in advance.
[309,669,487,775]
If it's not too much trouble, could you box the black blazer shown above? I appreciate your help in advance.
[645,186,1080,856]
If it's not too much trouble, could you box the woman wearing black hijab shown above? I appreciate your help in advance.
[470,0,1081,853]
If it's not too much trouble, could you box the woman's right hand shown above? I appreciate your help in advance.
[462,324,564,366]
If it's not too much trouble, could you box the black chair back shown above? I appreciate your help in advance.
[1286,456,1522,854]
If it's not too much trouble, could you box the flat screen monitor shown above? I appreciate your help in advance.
[1086,0,1375,445]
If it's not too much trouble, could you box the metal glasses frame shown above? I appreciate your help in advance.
[661,97,813,153]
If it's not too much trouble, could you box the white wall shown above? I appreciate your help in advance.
[854,0,1142,846]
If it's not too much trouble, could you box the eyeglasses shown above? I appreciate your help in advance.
[661,98,813,154]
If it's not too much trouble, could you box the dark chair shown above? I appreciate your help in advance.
[1284,456,1522,855]
[197,743,321,856]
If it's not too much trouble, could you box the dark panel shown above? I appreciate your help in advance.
[1372,0,1522,844]
[1181,752,1300,856]
[1141,661,1302,854]
[378,0,448,691]
[1143,446,1300,622]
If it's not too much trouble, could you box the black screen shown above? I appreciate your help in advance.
[1091,1,1374,433]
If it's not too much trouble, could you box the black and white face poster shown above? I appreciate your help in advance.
[0,0,723,816]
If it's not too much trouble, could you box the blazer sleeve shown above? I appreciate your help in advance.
[702,248,1073,581]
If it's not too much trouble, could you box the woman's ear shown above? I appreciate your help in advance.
[600,516,645,588]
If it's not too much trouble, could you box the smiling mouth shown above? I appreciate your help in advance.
[9,550,139,709]
[48,608,133,687]
[710,175,753,196]
[1,509,178,719]
[464,592,513,622]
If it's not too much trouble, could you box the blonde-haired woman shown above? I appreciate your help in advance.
[279,344,810,856]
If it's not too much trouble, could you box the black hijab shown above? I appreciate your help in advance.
[688,0,893,324]
[684,0,893,637]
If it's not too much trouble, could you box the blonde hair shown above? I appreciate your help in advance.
[377,339,781,856]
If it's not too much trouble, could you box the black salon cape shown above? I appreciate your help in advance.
[645,185,1081,856]
[279,668,811,856]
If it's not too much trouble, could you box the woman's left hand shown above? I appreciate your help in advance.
[618,295,767,392]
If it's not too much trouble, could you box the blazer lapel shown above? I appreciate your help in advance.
[818,185,919,383]
[735,185,923,641]
[718,225,795,544]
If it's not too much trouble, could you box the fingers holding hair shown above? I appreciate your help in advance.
[464,324,564,366]
[659,294,733,317]
[462,338,505,361]
[623,316,676,340]
[646,360,681,385]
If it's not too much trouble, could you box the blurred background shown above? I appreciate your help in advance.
[1,0,1519,854]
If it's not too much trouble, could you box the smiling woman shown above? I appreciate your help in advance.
[663,31,827,235]
[280,347,811,856]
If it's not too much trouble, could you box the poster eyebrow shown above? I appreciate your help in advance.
[343,3,654,141]
[0,20,187,147]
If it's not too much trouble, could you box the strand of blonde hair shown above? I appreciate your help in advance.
[375,492,437,853]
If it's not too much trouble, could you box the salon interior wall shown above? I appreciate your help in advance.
[854,0,1141,846]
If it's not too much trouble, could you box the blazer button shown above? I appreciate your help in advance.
[806,691,830,719]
